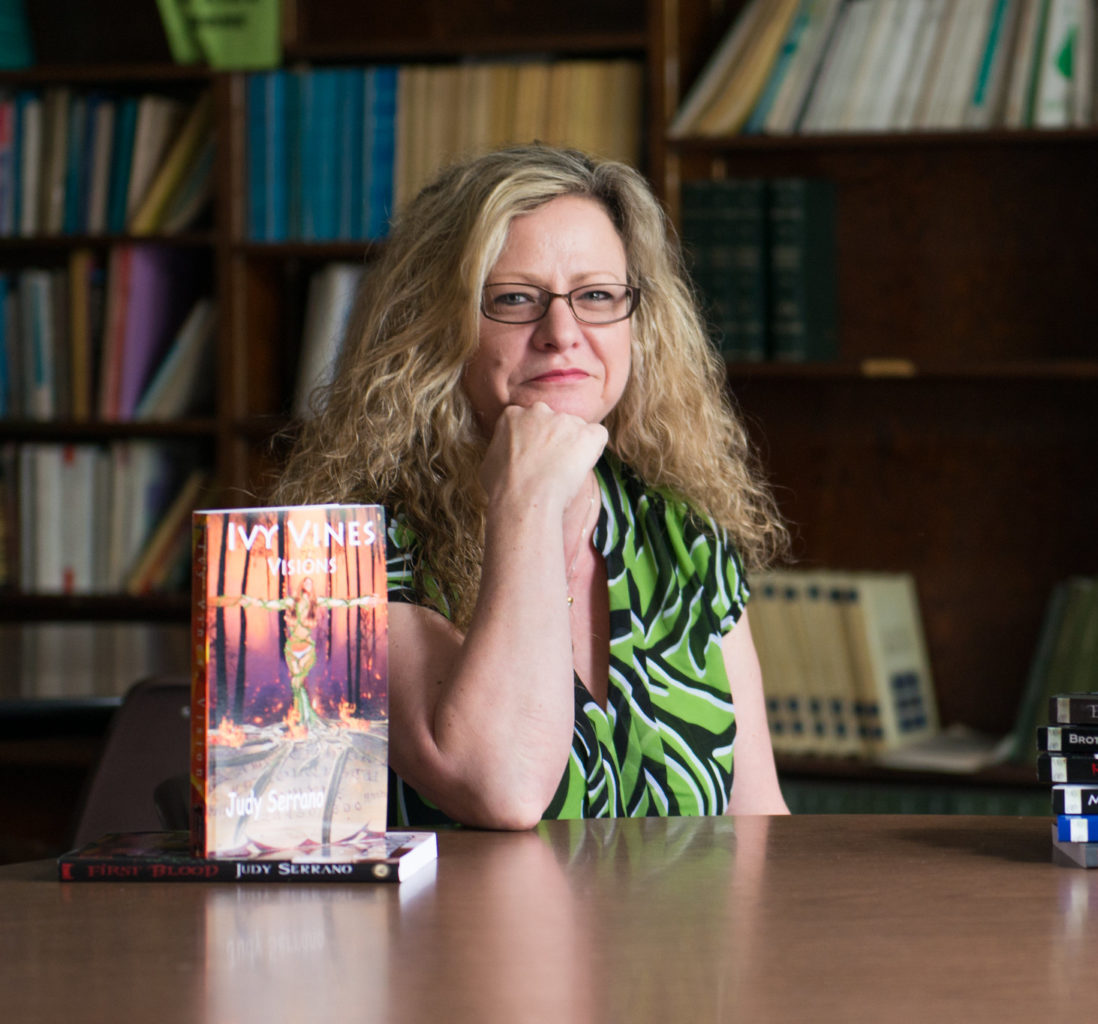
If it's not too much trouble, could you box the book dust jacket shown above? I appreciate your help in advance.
[191,505,388,857]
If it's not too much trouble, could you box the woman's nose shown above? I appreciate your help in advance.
[532,294,582,347]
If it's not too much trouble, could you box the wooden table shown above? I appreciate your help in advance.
[1,815,1091,1023]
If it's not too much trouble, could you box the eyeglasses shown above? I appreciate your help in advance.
[481,282,641,325]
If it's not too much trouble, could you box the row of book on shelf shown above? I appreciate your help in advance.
[0,245,216,421]
[681,176,837,363]
[0,440,208,595]
[245,59,642,243]
[754,569,1098,774]
[672,0,1095,137]
[0,85,214,237]
[751,569,941,761]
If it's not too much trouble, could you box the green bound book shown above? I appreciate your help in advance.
[768,176,838,362]
[681,178,769,362]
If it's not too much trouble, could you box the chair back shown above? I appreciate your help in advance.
[70,675,191,847]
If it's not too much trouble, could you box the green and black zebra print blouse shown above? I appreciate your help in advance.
[386,453,750,826]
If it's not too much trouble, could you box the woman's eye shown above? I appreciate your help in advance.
[498,291,537,306]
[577,289,612,303]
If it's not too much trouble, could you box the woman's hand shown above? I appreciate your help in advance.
[479,402,608,516]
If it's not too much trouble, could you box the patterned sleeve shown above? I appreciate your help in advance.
[385,515,422,606]
[691,511,749,635]
[718,528,751,634]
[384,514,454,618]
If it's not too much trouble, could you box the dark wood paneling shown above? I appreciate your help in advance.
[289,0,647,58]
[734,374,1098,734]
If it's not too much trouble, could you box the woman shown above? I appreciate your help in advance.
[274,145,790,827]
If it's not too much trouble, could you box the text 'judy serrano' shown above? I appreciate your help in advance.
[225,788,326,820]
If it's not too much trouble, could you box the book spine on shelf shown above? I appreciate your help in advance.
[681,179,769,362]
[768,177,838,363]
[366,66,397,240]
[106,95,138,234]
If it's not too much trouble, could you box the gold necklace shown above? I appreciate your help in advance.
[565,477,598,608]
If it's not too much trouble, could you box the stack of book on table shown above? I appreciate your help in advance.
[58,503,437,884]
[1042,693,1098,867]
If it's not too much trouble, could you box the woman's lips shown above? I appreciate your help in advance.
[529,368,588,383]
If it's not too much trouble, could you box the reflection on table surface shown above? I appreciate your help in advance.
[1,815,1094,1024]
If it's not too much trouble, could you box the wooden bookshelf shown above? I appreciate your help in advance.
[658,0,1098,744]
[5,0,1094,851]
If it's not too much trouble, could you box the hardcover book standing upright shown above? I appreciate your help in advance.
[192,504,388,857]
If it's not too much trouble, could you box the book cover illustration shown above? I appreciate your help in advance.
[59,829,437,883]
[192,504,388,857]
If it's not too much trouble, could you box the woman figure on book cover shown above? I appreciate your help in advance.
[274,144,790,827]
[228,577,380,733]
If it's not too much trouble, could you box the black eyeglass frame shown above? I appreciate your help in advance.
[480,282,642,325]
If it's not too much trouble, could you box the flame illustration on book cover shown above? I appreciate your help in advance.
[192,505,388,856]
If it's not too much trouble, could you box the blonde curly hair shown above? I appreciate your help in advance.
[273,145,788,626]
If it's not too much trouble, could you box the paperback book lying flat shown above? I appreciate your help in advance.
[1051,823,1098,870]
[192,504,388,857]
[58,830,437,883]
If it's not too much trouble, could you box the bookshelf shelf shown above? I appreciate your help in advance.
[285,0,648,61]
[231,240,379,260]
[0,65,213,87]
[668,126,1098,153]
[0,419,218,441]
[727,360,1098,381]
[776,754,1039,790]
[286,32,651,63]
[0,593,189,623]
[0,233,216,249]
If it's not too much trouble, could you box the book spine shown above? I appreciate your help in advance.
[768,177,838,362]
[1037,752,1098,782]
[743,2,812,134]
[1057,814,1098,843]
[723,179,769,361]
[1049,693,1098,724]
[683,179,769,362]
[1038,724,1098,752]
[190,511,210,858]
[59,856,404,883]
[245,73,266,241]
[1052,783,1098,814]
[367,66,397,240]
[107,97,137,234]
